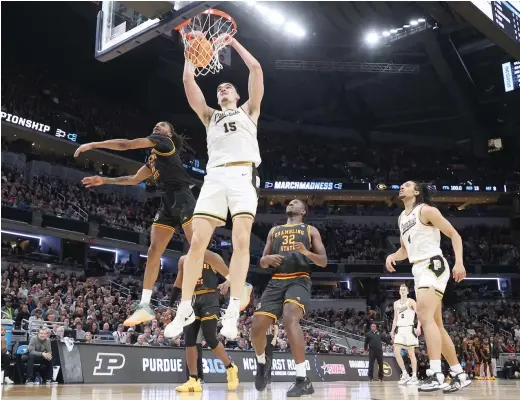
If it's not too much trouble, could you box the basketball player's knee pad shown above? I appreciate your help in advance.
[184,323,200,347]
[201,319,219,349]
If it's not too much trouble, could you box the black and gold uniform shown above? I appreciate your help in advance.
[254,223,313,321]
[147,133,196,231]
[192,262,220,321]
[184,262,222,349]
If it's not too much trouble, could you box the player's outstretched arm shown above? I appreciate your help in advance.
[294,226,327,267]
[182,60,213,126]
[74,138,156,157]
[231,38,264,116]
[421,205,466,282]
[260,228,284,268]
[81,165,152,187]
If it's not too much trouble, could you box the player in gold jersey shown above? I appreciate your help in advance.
[251,199,327,397]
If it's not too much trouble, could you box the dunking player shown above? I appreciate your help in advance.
[166,36,263,339]
[169,256,239,392]
[251,199,327,397]
[392,284,421,385]
[386,181,471,393]
[74,122,227,325]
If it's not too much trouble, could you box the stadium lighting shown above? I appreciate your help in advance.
[418,18,426,23]
[270,11,285,26]
[245,0,256,6]
[139,254,165,262]
[284,22,305,37]
[365,32,380,45]
[382,31,391,37]
[410,20,419,26]
[90,246,119,263]
[254,3,268,14]
[403,24,411,28]
[390,29,398,34]
[1,230,42,246]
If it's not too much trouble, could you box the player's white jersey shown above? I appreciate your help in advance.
[206,107,261,169]
[395,298,415,327]
[399,203,442,263]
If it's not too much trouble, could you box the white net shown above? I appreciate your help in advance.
[177,9,237,77]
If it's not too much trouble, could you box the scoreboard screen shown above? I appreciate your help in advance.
[502,60,520,92]
[472,1,520,43]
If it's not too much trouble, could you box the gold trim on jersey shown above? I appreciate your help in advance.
[194,289,216,296]
[272,272,310,280]
[306,225,312,248]
[193,212,227,224]
[182,218,193,228]
[418,204,434,227]
[404,203,421,217]
[254,311,278,322]
[152,223,176,232]
[240,106,258,127]
[152,137,176,156]
[284,299,305,313]
[280,223,305,228]
[201,315,218,321]
[231,211,255,220]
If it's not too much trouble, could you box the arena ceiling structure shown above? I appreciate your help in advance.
[6,1,520,148]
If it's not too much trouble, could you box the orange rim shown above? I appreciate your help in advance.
[175,8,237,33]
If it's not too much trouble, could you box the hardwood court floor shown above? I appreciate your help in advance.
[2,380,520,400]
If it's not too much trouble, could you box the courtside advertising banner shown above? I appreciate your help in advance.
[77,344,398,384]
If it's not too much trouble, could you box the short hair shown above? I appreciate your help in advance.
[218,82,240,96]
[400,284,408,289]
[163,121,175,135]
[294,199,309,218]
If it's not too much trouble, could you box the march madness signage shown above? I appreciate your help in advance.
[76,344,398,384]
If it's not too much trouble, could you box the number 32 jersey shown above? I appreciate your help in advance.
[206,107,261,169]
[399,203,442,263]
[270,223,313,276]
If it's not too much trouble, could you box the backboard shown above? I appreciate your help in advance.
[95,1,221,62]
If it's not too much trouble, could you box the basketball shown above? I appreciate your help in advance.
[186,33,214,68]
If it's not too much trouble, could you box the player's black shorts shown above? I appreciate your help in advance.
[254,276,311,321]
[193,290,220,321]
[152,187,196,231]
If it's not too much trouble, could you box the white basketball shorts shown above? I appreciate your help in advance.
[193,165,260,226]
[412,255,450,298]
[394,325,419,347]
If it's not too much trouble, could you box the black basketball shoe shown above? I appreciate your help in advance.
[255,358,270,392]
[287,377,315,397]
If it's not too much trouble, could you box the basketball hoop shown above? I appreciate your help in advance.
[175,9,237,77]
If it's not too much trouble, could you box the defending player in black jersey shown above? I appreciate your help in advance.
[168,256,239,392]
[251,199,327,397]
[74,121,228,326]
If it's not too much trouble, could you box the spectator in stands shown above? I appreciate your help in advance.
[112,324,127,344]
[15,303,31,329]
[55,326,65,340]
[98,322,112,337]
[84,332,93,344]
[1,297,14,320]
[134,334,150,347]
[503,354,519,379]
[142,327,153,345]
[29,308,43,325]
[74,321,86,340]
[26,328,56,385]
[153,333,170,347]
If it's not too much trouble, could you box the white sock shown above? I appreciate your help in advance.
[450,363,463,374]
[430,360,442,373]
[295,362,306,378]
[178,300,193,315]
[227,297,241,313]
[256,353,266,364]
[141,289,152,305]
